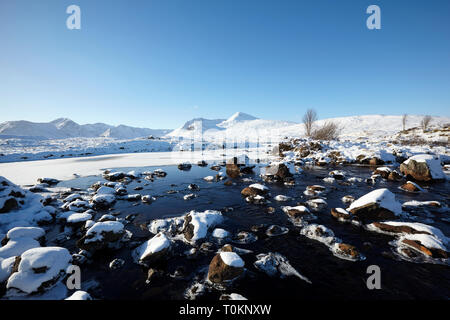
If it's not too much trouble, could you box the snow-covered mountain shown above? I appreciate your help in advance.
[0,118,170,139]
[167,113,450,141]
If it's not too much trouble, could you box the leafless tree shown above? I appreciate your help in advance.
[303,109,317,137]
[421,115,432,132]
[312,121,341,140]
[402,114,408,131]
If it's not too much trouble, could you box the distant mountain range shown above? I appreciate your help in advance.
[1,113,449,140]
[0,118,171,139]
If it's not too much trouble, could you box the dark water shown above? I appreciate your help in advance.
[52,164,450,300]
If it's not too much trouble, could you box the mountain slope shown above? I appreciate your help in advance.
[166,113,450,141]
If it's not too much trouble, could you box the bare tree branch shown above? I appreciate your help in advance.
[421,115,432,132]
[303,109,317,137]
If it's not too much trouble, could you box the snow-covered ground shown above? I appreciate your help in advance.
[0,113,448,186]
[1,113,448,164]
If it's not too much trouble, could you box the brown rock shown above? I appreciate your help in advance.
[336,243,360,259]
[400,159,435,182]
[400,182,421,192]
[241,187,267,197]
[182,214,195,241]
[388,170,403,181]
[330,208,351,220]
[223,180,233,186]
[207,253,244,283]
[286,208,309,218]
[373,169,390,179]
[372,222,430,235]
[349,203,397,221]
[401,239,448,259]
[226,162,241,178]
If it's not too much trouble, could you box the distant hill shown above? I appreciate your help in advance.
[0,118,171,139]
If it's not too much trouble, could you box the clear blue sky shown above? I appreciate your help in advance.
[1,0,449,129]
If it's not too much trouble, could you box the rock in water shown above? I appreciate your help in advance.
[399,154,445,182]
[348,188,402,221]
[207,251,244,283]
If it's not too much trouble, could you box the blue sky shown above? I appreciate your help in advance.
[1,0,449,129]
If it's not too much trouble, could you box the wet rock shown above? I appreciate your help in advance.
[400,181,424,192]
[368,222,431,235]
[142,195,156,203]
[281,205,311,218]
[306,198,328,212]
[300,224,337,246]
[197,160,208,167]
[373,167,392,179]
[178,162,192,171]
[183,193,196,201]
[153,169,167,178]
[399,154,445,182]
[188,184,200,191]
[253,252,310,283]
[223,180,233,186]
[240,184,269,197]
[274,195,291,202]
[388,170,403,182]
[77,221,125,252]
[132,232,171,267]
[330,208,351,221]
[146,268,164,283]
[103,171,126,182]
[348,188,402,221]
[329,170,345,180]
[232,231,257,244]
[332,243,363,261]
[207,252,244,284]
[109,258,125,270]
[210,165,221,171]
[181,210,224,243]
[401,239,448,259]
[245,195,268,205]
[262,163,293,182]
[266,225,289,237]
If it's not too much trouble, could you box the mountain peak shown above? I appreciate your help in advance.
[227,112,257,122]
[218,112,258,128]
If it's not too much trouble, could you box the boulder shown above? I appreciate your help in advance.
[207,251,244,283]
[181,210,224,243]
[132,232,171,267]
[6,247,72,295]
[77,221,125,252]
[332,243,362,261]
[281,205,311,218]
[348,189,402,221]
[240,184,269,197]
[262,163,293,182]
[399,154,445,182]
